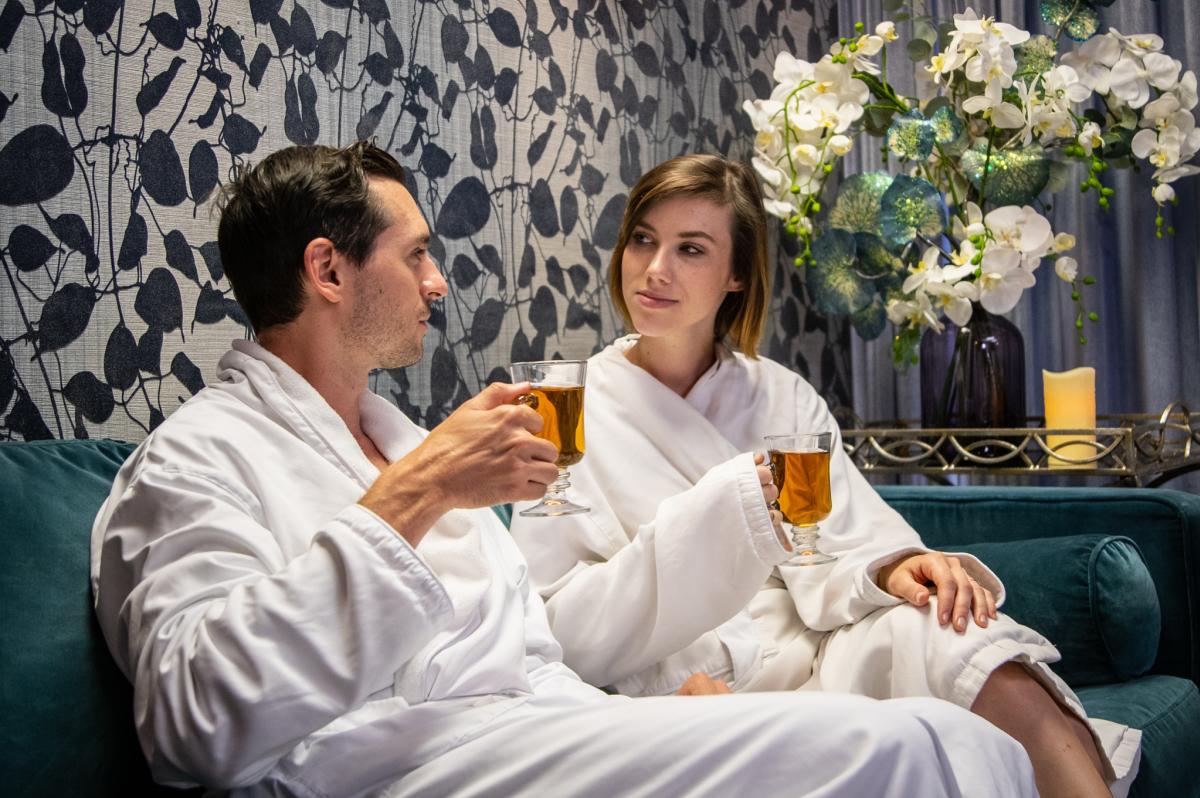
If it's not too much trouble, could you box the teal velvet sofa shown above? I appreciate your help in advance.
[2,439,1198,796]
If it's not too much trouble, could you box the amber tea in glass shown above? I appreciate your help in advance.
[765,432,837,566]
[511,360,589,516]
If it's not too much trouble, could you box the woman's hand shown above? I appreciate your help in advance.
[753,454,789,550]
[875,552,998,632]
[675,672,732,695]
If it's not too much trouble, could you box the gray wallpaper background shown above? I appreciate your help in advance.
[0,0,848,442]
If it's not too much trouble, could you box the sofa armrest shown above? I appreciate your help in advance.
[876,486,1200,687]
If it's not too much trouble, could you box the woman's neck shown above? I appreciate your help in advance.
[624,334,718,398]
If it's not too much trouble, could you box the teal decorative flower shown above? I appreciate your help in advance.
[1015,35,1058,80]
[828,171,893,236]
[886,111,935,161]
[809,230,873,315]
[879,176,947,250]
[1039,0,1100,41]
[854,232,906,291]
[851,294,888,341]
[961,144,1051,207]
[928,105,968,156]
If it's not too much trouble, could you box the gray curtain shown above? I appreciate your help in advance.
[838,0,1200,492]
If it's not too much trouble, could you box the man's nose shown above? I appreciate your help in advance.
[421,258,449,300]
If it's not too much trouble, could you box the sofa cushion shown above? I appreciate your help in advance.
[1076,675,1200,798]
[954,534,1160,687]
[0,439,192,797]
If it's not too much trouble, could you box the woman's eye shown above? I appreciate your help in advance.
[631,232,651,244]
[681,244,703,255]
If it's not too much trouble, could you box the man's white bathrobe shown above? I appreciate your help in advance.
[90,341,1039,798]
[511,335,1142,790]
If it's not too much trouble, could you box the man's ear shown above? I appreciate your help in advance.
[303,238,345,304]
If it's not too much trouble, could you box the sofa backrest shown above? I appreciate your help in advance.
[0,439,193,796]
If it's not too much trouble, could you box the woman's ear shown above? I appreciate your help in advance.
[725,274,745,292]
[303,237,345,304]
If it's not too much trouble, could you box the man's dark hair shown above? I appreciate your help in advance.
[216,141,408,332]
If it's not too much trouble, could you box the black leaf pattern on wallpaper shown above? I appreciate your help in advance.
[1,0,844,442]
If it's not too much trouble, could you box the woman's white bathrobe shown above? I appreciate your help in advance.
[90,341,1039,798]
[511,335,1141,789]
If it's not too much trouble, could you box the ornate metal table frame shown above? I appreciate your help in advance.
[841,404,1200,487]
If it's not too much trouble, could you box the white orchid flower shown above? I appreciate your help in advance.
[1152,183,1176,204]
[927,280,980,326]
[1054,256,1078,283]
[876,21,899,42]
[1175,71,1199,111]
[1154,163,1200,183]
[952,202,986,241]
[1141,93,1181,128]
[828,134,853,156]
[1109,52,1182,109]
[1044,65,1093,105]
[902,246,945,294]
[1061,33,1121,94]
[773,51,815,88]
[1133,127,1183,169]
[1078,121,1104,155]
[887,293,943,332]
[962,80,1026,128]
[1111,29,1165,56]
[751,155,787,189]
[984,206,1054,261]
[977,246,1037,314]
[1052,232,1076,254]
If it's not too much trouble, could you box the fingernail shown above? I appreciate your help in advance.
[955,616,966,631]
[941,611,950,624]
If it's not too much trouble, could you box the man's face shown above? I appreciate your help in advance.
[346,179,448,370]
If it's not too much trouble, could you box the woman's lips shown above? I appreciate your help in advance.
[634,291,677,309]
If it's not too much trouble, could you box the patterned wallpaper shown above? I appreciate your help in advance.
[0,0,847,442]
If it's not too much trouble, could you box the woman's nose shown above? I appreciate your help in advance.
[645,248,671,282]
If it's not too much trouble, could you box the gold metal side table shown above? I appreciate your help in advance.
[840,403,1200,487]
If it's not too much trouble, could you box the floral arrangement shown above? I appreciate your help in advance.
[743,2,1200,368]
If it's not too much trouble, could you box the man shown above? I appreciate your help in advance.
[91,142,1036,797]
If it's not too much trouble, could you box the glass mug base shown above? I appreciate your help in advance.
[787,526,837,566]
[518,496,590,517]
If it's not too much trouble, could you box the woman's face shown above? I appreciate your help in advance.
[620,195,742,344]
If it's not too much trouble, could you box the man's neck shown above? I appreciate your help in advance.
[256,327,380,463]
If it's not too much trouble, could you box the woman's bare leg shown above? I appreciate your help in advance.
[971,662,1109,797]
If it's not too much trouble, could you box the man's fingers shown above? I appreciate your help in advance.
[473,380,531,409]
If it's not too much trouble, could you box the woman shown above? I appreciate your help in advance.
[510,154,1139,797]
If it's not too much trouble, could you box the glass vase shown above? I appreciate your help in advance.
[920,305,1026,444]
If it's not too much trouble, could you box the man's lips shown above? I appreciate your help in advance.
[634,291,677,309]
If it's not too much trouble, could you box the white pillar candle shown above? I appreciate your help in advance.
[1043,367,1097,469]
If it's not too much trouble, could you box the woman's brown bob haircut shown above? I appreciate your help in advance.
[608,154,770,358]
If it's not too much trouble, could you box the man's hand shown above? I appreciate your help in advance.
[675,673,732,696]
[360,381,559,545]
[876,552,998,632]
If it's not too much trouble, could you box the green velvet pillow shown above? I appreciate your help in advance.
[954,534,1161,687]
[0,440,195,796]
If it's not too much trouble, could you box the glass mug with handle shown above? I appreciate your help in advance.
[764,432,837,566]
[510,360,590,517]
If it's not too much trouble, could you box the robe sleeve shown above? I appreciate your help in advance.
[511,452,790,689]
[776,379,1005,630]
[92,466,454,789]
